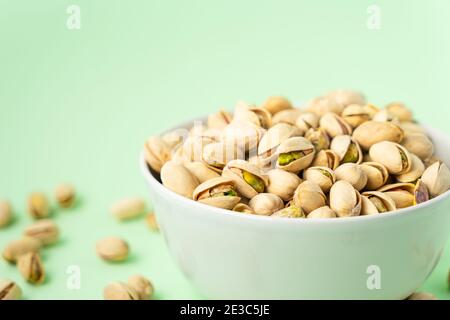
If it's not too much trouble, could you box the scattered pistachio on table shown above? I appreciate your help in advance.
[27,192,50,219]
[0,200,12,228]
[103,282,140,300]
[143,91,450,218]
[23,219,59,246]
[2,237,41,263]
[17,252,45,285]
[54,184,76,208]
[96,237,129,262]
[0,279,22,300]
[111,197,146,221]
[128,274,154,300]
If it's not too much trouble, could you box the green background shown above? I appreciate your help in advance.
[1,0,449,300]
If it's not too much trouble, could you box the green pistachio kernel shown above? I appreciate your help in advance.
[242,171,265,193]
[278,150,312,166]
[342,143,359,163]
[273,205,305,218]
[399,148,409,170]
[318,169,333,180]
[369,196,387,213]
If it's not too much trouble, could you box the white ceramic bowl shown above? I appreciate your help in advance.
[141,121,450,299]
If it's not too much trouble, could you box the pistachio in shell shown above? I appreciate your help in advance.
[319,112,352,138]
[233,101,272,129]
[413,179,429,205]
[305,96,345,116]
[421,161,450,198]
[181,135,214,162]
[207,109,233,129]
[160,161,200,198]
[249,193,284,216]
[326,89,366,108]
[330,135,363,164]
[272,109,303,126]
[329,180,362,217]
[184,161,221,183]
[359,162,389,190]
[276,137,315,173]
[232,203,255,214]
[361,191,396,214]
[295,112,320,132]
[377,183,415,208]
[363,104,380,118]
[272,205,305,218]
[369,141,412,175]
[161,129,184,150]
[385,102,413,122]
[266,169,302,201]
[307,206,337,218]
[372,109,399,123]
[303,166,336,193]
[222,160,268,199]
[193,177,241,210]
[334,163,368,191]
[221,120,265,152]
[257,123,302,164]
[144,136,172,173]
[293,181,327,214]
[341,104,370,128]
[311,149,340,170]
[352,121,404,150]
[262,96,293,115]
[396,153,425,183]
[202,141,244,172]
[305,128,330,152]
[401,133,434,161]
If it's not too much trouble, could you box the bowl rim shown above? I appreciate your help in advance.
[140,120,450,225]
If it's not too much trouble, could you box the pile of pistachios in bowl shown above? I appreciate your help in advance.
[144,90,450,218]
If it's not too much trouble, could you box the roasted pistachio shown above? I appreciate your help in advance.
[329,181,362,217]
[234,101,272,128]
[221,120,265,152]
[96,237,129,262]
[193,177,241,210]
[272,109,303,126]
[335,163,368,191]
[128,274,154,300]
[249,193,284,216]
[144,136,172,173]
[17,252,45,285]
[207,109,232,129]
[296,112,320,132]
[363,104,380,118]
[421,161,450,198]
[293,181,327,214]
[341,104,370,128]
[330,135,363,164]
[2,237,41,263]
[401,133,434,161]
[23,219,59,246]
[262,96,293,115]
[266,169,302,201]
[184,161,220,183]
[27,192,50,219]
[369,141,412,175]
[396,154,425,183]
[377,183,415,208]
[305,128,330,151]
[319,112,352,138]
[311,149,340,170]
[276,137,315,173]
[359,162,389,190]
[352,121,404,150]
[202,141,244,172]
[160,161,200,198]
[307,206,337,218]
[54,184,76,208]
[0,279,22,300]
[361,191,396,215]
[385,102,413,122]
[232,203,255,214]
[111,197,146,221]
[303,166,336,193]
[104,282,140,300]
[0,200,12,228]
[272,205,305,218]
[222,160,268,198]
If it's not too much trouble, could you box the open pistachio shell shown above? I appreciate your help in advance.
[184,161,221,183]
[319,112,352,138]
[266,169,302,201]
[385,102,413,122]
[341,104,370,128]
[363,104,380,118]
[182,135,215,162]
[276,137,315,173]
[329,180,362,217]
[233,102,272,129]
[307,206,337,218]
[377,183,415,208]
[352,121,404,151]
[334,163,368,191]
[369,141,412,175]
[305,128,330,151]
[401,133,434,161]
[249,193,284,216]
[232,203,255,214]
[360,195,379,215]
[262,96,293,115]
[326,89,366,108]
[272,205,305,218]
[272,109,303,126]
[193,177,241,210]
[295,112,320,132]
[396,153,425,183]
[222,160,268,199]
[311,150,340,170]
[161,161,200,198]
[144,136,172,173]
[361,191,396,214]
[293,181,327,214]
[221,120,265,152]
[202,141,244,173]
[413,179,429,205]
[303,166,336,193]
[421,161,450,198]
[257,123,302,164]
[305,96,345,116]
[207,109,232,130]
[359,162,389,190]
[330,135,363,164]
[372,109,399,124]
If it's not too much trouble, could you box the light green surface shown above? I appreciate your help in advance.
[0,0,449,300]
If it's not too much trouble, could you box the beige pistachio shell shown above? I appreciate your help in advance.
[202,141,244,172]
[414,179,429,205]
[221,120,265,151]
[275,137,315,173]
[0,200,12,228]
[396,153,425,183]
[232,203,255,214]
[421,161,450,198]
[266,169,302,201]
[161,129,184,150]
[193,177,241,210]
[144,136,172,173]
[293,181,327,214]
[161,161,200,198]
[319,112,352,138]
[0,279,22,300]
[385,102,413,122]
[369,141,412,175]
[352,121,404,150]
[307,206,337,218]
[363,104,380,118]
[377,183,415,208]
[330,135,363,164]
[311,149,340,170]
[222,160,268,199]
[401,133,434,161]
[360,195,379,215]
[372,109,399,123]
[272,109,303,126]
[17,252,45,284]
[335,163,368,191]
[305,128,330,151]
[262,96,293,115]
[104,282,140,300]
[257,123,302,163]
[329,180,362,217]
[361,191,396,214]
[272,205,305,218]
[2,237,41,263]
[399,121,426,135]
[184,161,221,183]
[341,104,370,128]
[233,102,272,128]
[359,162,389,190]
[326,89,366,108]
[207,109,232,129]
[295,112,320,132]
[305,96,345,116]
[303,166,336,193]
[249,193,284,216]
